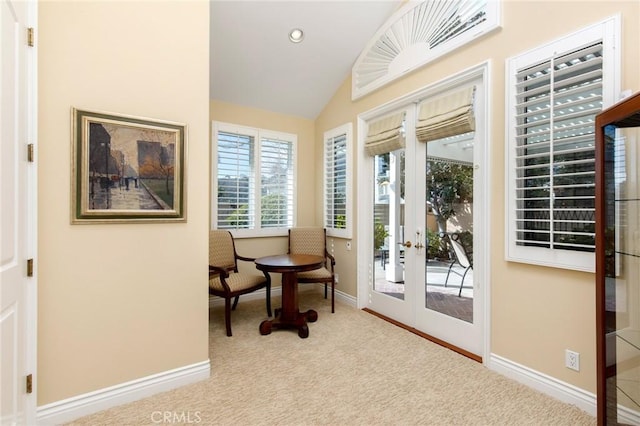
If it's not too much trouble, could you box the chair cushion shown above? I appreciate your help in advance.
[297,266,332,281]
[209,272,266,293]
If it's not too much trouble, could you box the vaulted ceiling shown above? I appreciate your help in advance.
[210,1,402,120]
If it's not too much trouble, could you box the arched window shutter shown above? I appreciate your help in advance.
[352,1,500,99]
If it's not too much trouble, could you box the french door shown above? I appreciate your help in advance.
[359,70,487,357]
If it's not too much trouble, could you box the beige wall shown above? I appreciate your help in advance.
[38,1,210,405]
[40,0,636,409]
[314,1,640,393]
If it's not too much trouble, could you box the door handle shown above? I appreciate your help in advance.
[398,241,412,248]
[415,230,424,251]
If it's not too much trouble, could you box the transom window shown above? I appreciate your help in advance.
[352,0,500,99]
[213,122,296,237]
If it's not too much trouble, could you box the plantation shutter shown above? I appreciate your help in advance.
[325,132,347,229]
[216,131,254,229]
[416,86,475,143]
[364,112,405,156]
[259,136,294,228]
[514,42,602,252]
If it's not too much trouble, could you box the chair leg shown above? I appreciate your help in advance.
[458,267,471,297]
[324,283,328,299]
[224,297,232,337]
[331,280,335,313]
[232,295,239,310]
[444,261,456,287]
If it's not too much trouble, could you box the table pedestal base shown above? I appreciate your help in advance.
[260,309,317,338]
[254,259,323,339]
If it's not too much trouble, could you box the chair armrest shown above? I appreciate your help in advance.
[236,254,256,263]
[325,250,336,270]
[209,265,228,279]
[325,250,336,263]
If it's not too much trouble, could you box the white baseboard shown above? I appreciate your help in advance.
[209,283,357,309]
[36,360,210,425]
[488,353,596,416]
[334,288,357,307]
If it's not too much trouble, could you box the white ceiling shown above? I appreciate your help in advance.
[210,0,402,120]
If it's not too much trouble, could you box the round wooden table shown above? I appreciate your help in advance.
[255,254,324,338]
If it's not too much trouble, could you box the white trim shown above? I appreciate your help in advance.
[487,354,596,417]
[26,1,39,424]
[36,361,210,425]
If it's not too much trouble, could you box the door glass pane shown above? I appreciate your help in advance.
[425,133,474,322]
[604,125,640,420]
[373,150,405,299]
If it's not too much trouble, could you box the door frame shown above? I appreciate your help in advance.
[0,0,39,422]
[25,0,38,419]
[356,61,492,361]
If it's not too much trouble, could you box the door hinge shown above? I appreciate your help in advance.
[26,374,33,394]
[27,259,34,277]
[27,144,34,162]
[27,27,34,47]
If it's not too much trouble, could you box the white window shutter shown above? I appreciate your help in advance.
[324,123,352,239]
[213,123,297,237]
[216,131,255,229]
[514,43,602,253]
[506,16,620,272]
[260,137,294,229]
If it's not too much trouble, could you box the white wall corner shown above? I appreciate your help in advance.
[36,360,210,425]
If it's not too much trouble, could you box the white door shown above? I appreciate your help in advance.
[1,0,37,424]
[360,69,487,358]
[414,78,485,356]
[365,105,416,326]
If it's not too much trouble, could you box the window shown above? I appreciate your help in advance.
[506,17,619,272]
[352,0,500,99]
[324,123,352,238]
[213,122,296,237]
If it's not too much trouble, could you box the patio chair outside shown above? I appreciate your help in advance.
[443,233,473,297]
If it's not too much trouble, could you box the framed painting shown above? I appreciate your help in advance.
[71,108,186,223]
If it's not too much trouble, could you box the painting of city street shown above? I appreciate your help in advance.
[72,109,185,223]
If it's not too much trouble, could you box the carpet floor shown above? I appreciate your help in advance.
[67,291,595,426]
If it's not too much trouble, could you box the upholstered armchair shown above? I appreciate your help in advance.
[287,227,337,313]
[209,230,272,336]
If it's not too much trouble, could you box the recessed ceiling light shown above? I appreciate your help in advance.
[289,28,304,43]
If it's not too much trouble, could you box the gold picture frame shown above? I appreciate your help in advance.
[71,108,186,223]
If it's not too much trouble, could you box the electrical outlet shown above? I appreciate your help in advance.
[335,273,339,283]
[565,349,580,371]
[346,241,352,251]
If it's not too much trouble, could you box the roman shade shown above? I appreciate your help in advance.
[364,112,405,156]
[416,86,475,143]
